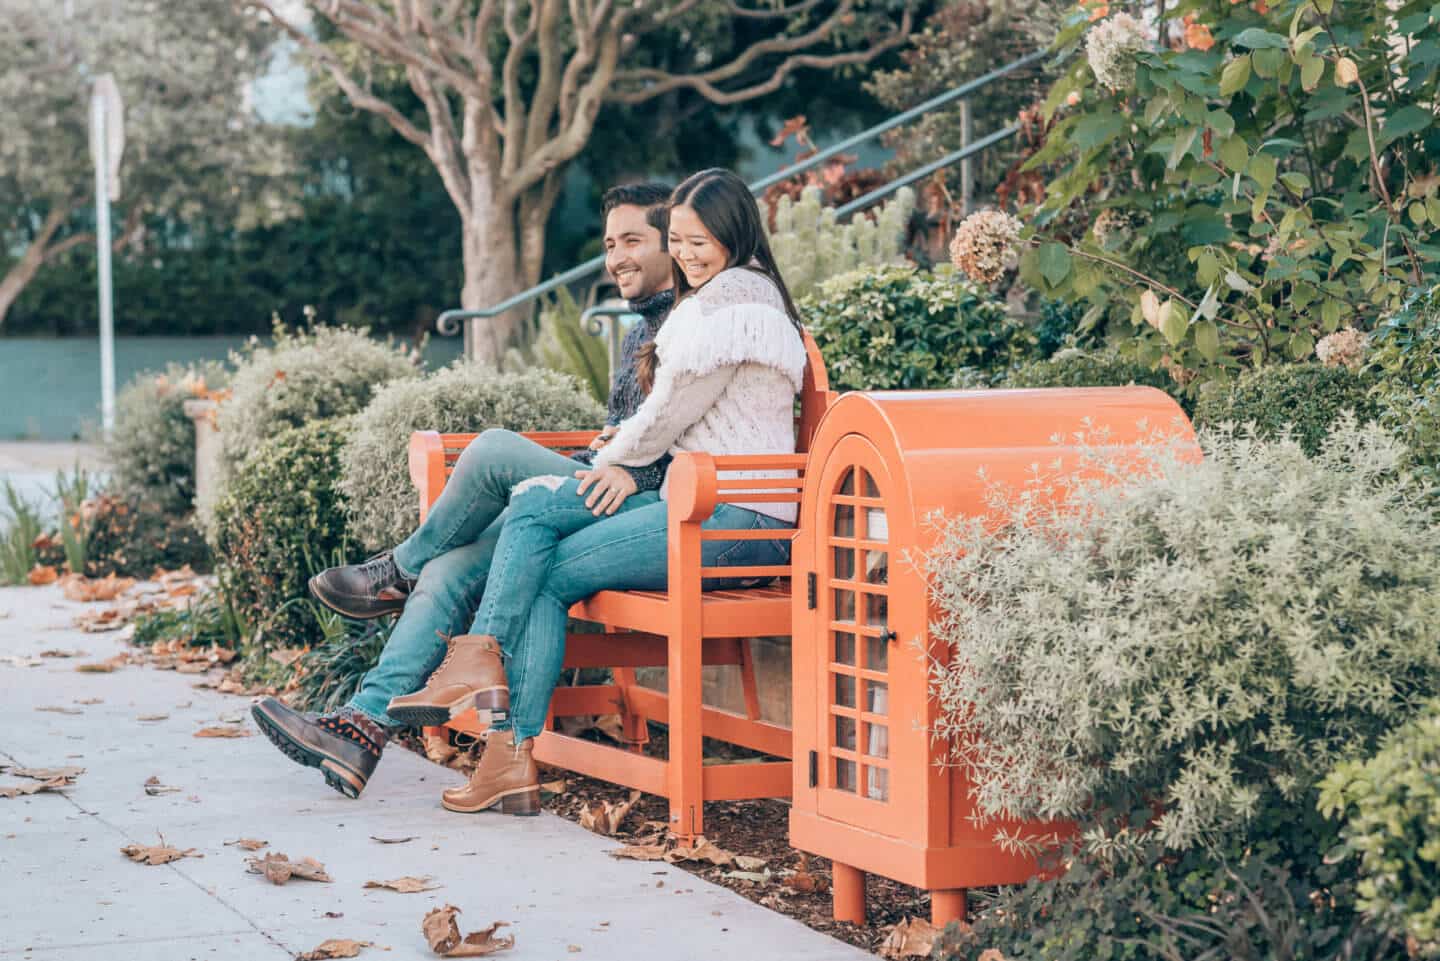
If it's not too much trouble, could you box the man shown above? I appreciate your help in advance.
[251,183,676,798]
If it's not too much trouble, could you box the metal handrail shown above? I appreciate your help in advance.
[436,48,1047,337]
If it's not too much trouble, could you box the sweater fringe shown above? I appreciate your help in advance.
[654,300,807,391]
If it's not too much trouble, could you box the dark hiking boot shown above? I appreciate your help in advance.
[385,634,510,727]
[440,730,540,816]
[308,550,416,620]
[251,697,386,799]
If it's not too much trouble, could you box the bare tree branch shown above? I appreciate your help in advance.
[406,63,474,222]
[322,0,485,99]
[725,0,826,18]
[499,0,541,177]
[522,0,566,162]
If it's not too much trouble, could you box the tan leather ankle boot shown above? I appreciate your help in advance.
[441,730,540,816]
[386,634,510,727]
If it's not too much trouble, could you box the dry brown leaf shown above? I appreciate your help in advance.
[0,777,71,799]
[62,573,136,603]
[539,779,568,795]
[608,843,669,862]
[175,661,211,675]
[369,835,417,845]
[295,939,372,960]
[0,655,44,667]
[75,697,103,705]
[364,876,439,893]
[120,841,200,865]
[194,726,251,738]
[224,838,268,851]
[784,854,830,894]
[10,766,84,780]
[35,705,82,715]
[734,855,768,872]
[665,837,735,868]
[422,730,458,765]
[422,906,514,957]
[975,950,1005,961]
[246,852,331,884]
[28,564,58,586]
[76,653,128,671]
[138,713,169,721]
[268,646,305,667]
[143,776,181,796]
[878,917,941,959]
[578,790,641,837]
[39,649,81,658]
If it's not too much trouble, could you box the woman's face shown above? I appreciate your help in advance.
[668,204,730,288]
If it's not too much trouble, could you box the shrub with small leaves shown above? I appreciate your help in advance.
[74,493,211,577]
[1369,283,1440,485]
[210,419,352,649]
[1321,701,1440,955]
[109,360,228,513]
[218,322,418,473]
[337,365,604,551]
[1192,363,1380,456]
[926,418,1440,854]
[799,264,1034,391]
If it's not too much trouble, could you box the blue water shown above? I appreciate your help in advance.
[0,336,465,440]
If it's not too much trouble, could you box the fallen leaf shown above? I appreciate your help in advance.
[194,726,251,738]
[62,573,136,603]
[369,835,417,845]
[0,655,44,667]
[75,697,103,704]
[0,777,71,798]
[74,607,135,633]
[120,841,201,865]
[539,779,568,795]
[578,790,641,836]
[295,938,372,960]
[225,838,268,851]
[723,869,772,884]
[422,905,515,957]
[9,766,84,780]
[246,852,332,884]
[422,730,457,765]
[268,646,305,667]
[143,776,181,796]
[76,653,128,671]
[28,564,59,586]
[35,705,82,715]
[39,649,81,658]
[364,876,439,893]
[137,713,169,722]
[784,854,831,894]
[175,661,210,675]
[734,855,767,872]
[665,837,735,868]
[878,917,941,959]
[609,843,669,862]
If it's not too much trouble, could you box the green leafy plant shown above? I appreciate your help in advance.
[289,612,391,713]
[131,581,249,652]
[108,360,228,513]
[1368,282,1440,484]
[0,480,44,584]
[1002,0,1440,378]
[1193,362,1380,455]
[51,466,94,575]
[1321,700,1440,955]
[532,287,610,404]
[799,264,1035,391]
[768,186,916,301]
[925,418,1440,854]
[209,419,352,650]
[337,365,603,551]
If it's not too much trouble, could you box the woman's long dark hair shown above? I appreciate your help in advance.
[637,168,803,394]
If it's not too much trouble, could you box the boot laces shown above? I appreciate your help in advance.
[359,551,405,596]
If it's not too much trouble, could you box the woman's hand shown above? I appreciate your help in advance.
[588,426,619,451]
[574,465,637,516]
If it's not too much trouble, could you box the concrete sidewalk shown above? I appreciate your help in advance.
[0,585,869,961]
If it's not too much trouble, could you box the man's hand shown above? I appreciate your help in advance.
[574,465,637,516]
[588,426,620,452]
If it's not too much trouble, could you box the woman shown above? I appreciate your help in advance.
[427,168,809,815]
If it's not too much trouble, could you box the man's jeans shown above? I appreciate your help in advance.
[346,429,582,726]
[471,477,793,742]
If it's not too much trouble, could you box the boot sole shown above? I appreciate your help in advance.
[441,785,541,816]
[251,703,368,800]
[308,575,405,621]
[387,688,510,728]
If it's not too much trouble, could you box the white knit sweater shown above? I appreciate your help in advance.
[592,266,807,522]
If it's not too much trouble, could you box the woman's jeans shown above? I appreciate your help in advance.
[471,477,793,742]
[346,429,582,725]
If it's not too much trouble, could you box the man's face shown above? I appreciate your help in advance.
[604,204,672,301]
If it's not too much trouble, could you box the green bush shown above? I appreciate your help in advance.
[925,418,1440,854]
[0,480,44,585]
[210,419,352,649]
[1192,363,1381,457]
[79,493,212,577]
[532,287,610,405]
[997,347,1187,410]
[1370,283,1440,484]
[768,186,914,301]
[218,322,418,472]
[337,365,604,551]
[1322,701,1440,954]
[799,264,1034,391]
[108,360,228,513]
[289,615,391,713]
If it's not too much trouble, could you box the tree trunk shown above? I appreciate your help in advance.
[459,198,525,365]
[0,205,71,330]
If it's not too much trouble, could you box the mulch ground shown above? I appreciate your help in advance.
[398,722,947,957]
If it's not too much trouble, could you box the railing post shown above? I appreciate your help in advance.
[960,98,974,216]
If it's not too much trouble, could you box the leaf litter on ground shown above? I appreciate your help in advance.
[877,917,943,959]
[246,852,332,884]
[120,837,201,865]
[194,725,251,738]
[364,876,440,894]
[225,838,268,851]
[295,938,372,960]
[143,776,182,796]
[578,790,641,836]
[422,905,514,957]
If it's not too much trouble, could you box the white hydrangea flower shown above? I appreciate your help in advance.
[949,210,1025,285]
[1086,13,1151,91]
[1315,328,1368,370]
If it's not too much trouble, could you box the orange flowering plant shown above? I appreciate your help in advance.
[971,0,1440,383]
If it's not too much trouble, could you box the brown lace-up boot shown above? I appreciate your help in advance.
[385,634,510,727]
[440,730,540,816]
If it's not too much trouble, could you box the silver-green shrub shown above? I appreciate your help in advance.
[767,185,914,301]
[925,418,1440,854]
[109,360,228,512]
[337,365,604,551]
[218,322,419,472]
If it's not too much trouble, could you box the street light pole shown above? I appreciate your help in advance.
[89,74,123,442]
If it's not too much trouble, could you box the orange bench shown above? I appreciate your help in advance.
[408,332,834,839]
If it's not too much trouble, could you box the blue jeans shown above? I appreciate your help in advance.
[346,429,583,726]
[471,477,793,741]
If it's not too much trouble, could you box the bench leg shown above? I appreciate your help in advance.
[667,629,704,840]
[832,862,866,923]
[738,638,762,721]
[611,666,649,753]
[930,889,967,927]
